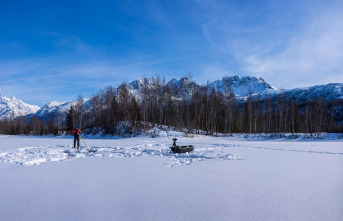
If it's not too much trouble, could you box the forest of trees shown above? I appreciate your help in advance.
[1,77,343,136]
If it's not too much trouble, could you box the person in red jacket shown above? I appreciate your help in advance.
[73,125,81,149]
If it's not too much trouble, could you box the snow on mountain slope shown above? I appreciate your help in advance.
[2,76,342,121]
[34,98,90,121]
[281,83,343,102]
[35,101,74,117]
[122,77,199,101]
[166,77,198,92]
[125,76,279,100]
[0,95,40,120]
[124,77,158,101]
[209,76,280,97]
[128,77,157,91]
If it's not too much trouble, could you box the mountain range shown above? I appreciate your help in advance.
[0,95,40,120]
[1,76,342,121]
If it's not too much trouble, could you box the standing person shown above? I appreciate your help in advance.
[73,125,81,149]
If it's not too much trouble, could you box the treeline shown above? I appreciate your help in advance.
[0,77,343,135]
[0,115,57,135]
[70,77,342,135]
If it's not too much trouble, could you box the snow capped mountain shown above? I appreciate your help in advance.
[166,77,198,92]
[280,83,343,102]
[0,95,40,120]
[121,76,279,101]
[1,76,342,122]
[122,77,199,101]
[32,99,91,122]
[124,77,158,101]
[127,77,157,91]
[119,76,343,104]
[126,76,279,98]
[209,76,280,97]
[35,101,74,118]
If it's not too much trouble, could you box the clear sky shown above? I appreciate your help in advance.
[1,0,342,106]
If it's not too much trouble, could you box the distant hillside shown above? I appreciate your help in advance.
[0,95,40,120]
[1,76,343,122]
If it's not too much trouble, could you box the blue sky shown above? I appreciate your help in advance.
[1,0,342,106]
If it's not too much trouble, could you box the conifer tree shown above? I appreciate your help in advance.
[66,106,74,132]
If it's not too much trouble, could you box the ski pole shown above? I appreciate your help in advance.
[80,134,90,151]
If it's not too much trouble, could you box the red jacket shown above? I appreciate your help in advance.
[73,128,81,136]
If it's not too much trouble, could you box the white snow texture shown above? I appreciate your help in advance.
[0,134,342,221]
[0,95,40,120]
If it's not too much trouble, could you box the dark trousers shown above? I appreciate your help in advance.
[74,137,80,149]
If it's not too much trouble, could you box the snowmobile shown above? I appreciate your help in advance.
[170,138,194,153]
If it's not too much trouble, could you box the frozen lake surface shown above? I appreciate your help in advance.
[0,135,342,220]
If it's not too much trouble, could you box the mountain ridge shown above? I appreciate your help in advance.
[0,95,40,120]
[1,76,343,121]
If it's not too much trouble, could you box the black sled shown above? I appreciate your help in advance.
[170,138,194,153]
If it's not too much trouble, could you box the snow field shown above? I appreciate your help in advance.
[0,135,342,220]
[0,136,243,167]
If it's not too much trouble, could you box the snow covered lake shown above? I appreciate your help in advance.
[0,135,342,220]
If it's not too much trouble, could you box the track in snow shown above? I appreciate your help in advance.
[0,143,243,167]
